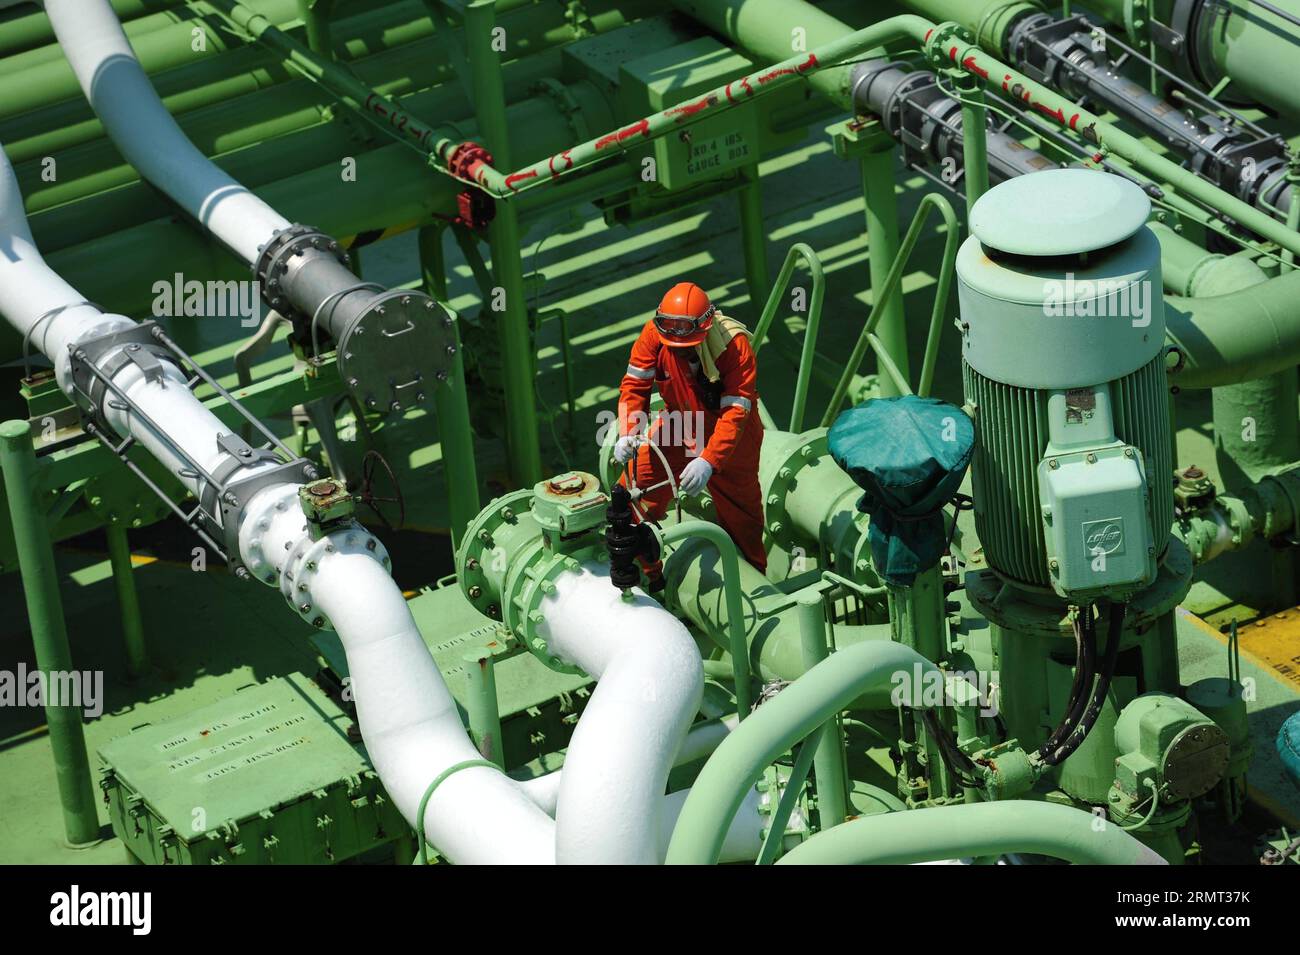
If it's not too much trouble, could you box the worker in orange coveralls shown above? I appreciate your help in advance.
[613,281,766,572]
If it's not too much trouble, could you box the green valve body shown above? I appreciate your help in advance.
[456,471,610,672]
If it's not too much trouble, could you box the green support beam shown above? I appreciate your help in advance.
[0,420,100,847]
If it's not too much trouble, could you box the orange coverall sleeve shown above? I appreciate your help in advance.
[699,334,759,473]
[618,320,660,436]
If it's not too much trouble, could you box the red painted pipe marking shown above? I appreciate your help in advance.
[664,94,715,120]
[756,53,817,85]
[1002,73,1012,92]
[594,118,650,151]
[505,169,538,190]
[740,76,755,97]
[547,149,574,180]
[949,45,959,61]
[962,55,989,79]
[924,27,933,42]
[1032,101,1066,124]
[1069,113,1080,130]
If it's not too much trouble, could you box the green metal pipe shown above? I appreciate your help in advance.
[661,521,753,717]
[891,0,1041,52]
[39,79,615,316]
[1165,269,1300,388]
[796,591,849,828]
[0,420,100,847]
[0,0,194,58]
[775,800,1165,864]
[0,0,308,119]
[860,143,908,398]
[465,0,542,486]
[208,0,453,153]
[463,648,503,765]
[736,163,771,313]
[105,523,148,680]
[14,0,588,215]
[678,0,1300,261]
[3,6,451,164]
[956,79,989,207]
[665,640,940,864]
[419,225,480,547]
[452,12,938,197]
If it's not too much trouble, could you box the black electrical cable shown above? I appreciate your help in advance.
[1043,601,1127,767]
[922,710,982,790]
[1036,605,1096,760]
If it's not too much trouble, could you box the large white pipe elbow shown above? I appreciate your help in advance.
[240,486,557,864]
[539,564,704,864]
[46,0,289,264]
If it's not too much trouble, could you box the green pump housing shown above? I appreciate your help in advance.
[958,169,1173,599]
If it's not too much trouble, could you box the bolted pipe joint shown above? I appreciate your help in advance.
[455,471,614,671]
[238,482,389,629]
[253,223,456,415]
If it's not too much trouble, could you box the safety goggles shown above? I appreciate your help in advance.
[653,303,714,339]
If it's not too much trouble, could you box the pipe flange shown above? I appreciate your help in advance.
[253,223,350,315]
[456,488,537,619]
[514,552,591,676]
[759,429,830,550]
[280,522,391,630]
[923,21,976,75]
[336,290,453,414]
[240,483,300,585]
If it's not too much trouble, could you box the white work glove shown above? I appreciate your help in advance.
[678,457,714,495]
[613,433,640,464]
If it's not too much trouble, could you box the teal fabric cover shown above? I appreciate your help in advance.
[1279,711,1300,790]
[828,396,974,586]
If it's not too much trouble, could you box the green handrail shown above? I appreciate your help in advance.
[750,242,826,432]
[819,192,959,427]
[660,521,754,718]
[665,641,941,864]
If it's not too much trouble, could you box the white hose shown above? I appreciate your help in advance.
[46,0,289,264]
[539,563,704,864]
[240,486,558,864]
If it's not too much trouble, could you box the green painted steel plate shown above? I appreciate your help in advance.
[969,169,1151,256]
[99,676,368,838]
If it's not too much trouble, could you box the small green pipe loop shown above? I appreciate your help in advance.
[415,759,500,864]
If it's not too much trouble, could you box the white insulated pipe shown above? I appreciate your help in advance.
[45,0,289,264]
[0,144,265,504]
[4,145,557,865]
[238,486,558,864]
[539,564,705,864]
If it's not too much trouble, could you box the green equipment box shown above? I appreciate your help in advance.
[99,675,408,865]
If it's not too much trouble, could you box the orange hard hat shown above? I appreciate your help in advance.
[653,281,714,347]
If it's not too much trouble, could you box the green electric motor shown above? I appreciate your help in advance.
[958,169,1173,600]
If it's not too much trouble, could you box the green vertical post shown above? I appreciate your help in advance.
[419,226,481,550]
[737,163,771,307]
[105,523,147,680]
[795,591,849,828]
[956,77,989,209]
[465,0,542,487]
[860,140,908,397]
[463,647,503,766]
[887,563,950,799]
[0,420,99,846]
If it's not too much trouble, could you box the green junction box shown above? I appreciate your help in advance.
[99,676,408,865]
